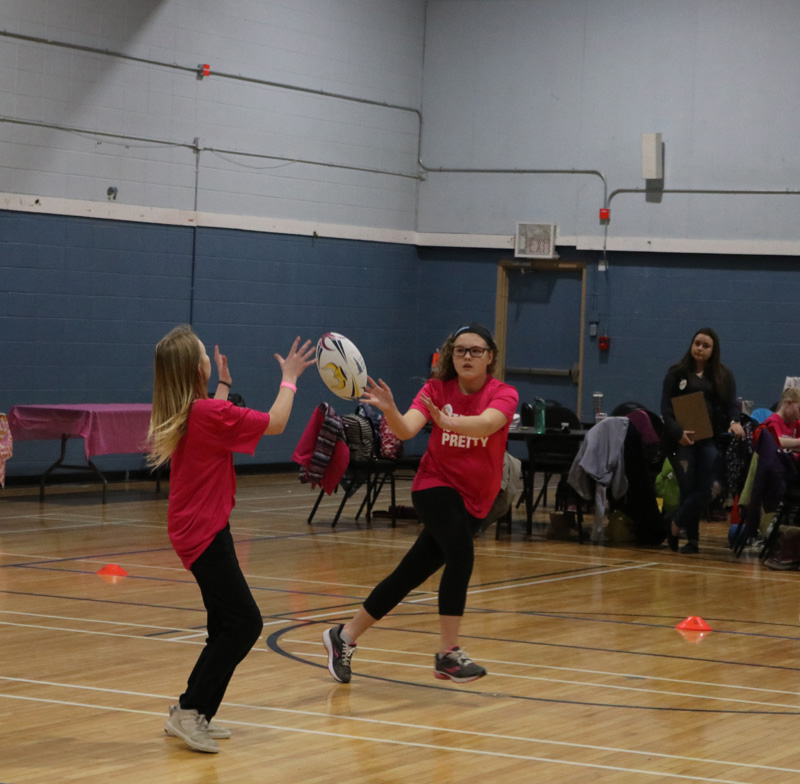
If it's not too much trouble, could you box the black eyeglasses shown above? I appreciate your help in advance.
[453,346,490,358]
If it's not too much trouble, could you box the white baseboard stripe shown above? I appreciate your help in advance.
[2,192,798,256]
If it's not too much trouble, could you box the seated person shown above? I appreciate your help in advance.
[763,387,800,452]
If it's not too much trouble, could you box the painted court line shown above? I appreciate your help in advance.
[0,609,197,633]
[404,562,657,603]
[288,644,800,712]
[2,609,793,710]
[291,637,800,700]
[0,686,791,782]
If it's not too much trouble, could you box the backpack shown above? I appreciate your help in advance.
[655,458,680,517]
[354,401,403,460]
[340,414,374,462]
[605,508,636,543]
[725,417,755,494]
[355,402,383,456]
[479,452,523,532]
[378,416,403,459]
[765,526,800,570]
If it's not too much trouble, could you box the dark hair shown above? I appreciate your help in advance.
[434,322,498,381]
[671,326,730,399]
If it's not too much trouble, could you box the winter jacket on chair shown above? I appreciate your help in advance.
[292,403,350,495]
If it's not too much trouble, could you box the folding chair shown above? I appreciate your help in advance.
[306,408,400,528]
[515,401,583,519]
[524,430,586,537]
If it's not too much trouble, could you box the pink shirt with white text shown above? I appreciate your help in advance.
[410,376,518,518]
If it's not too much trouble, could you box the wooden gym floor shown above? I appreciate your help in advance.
[1,471,799,783]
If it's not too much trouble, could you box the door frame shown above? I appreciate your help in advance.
[494,258,587,415]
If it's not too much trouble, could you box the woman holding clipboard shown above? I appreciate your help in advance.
[661,327,744,553]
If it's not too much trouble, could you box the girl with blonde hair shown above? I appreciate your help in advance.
[150,324,314,753]
[763,387,800,451]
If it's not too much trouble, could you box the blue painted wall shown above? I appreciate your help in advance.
[583,253,800,420]
[1,211,423,476]
[3,209,798,477]
[413,244,799,426]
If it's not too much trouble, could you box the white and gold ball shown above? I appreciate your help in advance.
[316,332,368,399]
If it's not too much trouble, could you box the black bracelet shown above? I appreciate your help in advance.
[219,380,231,388]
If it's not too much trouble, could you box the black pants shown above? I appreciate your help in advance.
[180,524,263,720]
[363,486,481,620]
[672,439,722,541]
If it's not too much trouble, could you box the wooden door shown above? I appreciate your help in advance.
[495,259,586,418]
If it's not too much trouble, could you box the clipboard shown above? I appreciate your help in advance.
[671,391,713,441]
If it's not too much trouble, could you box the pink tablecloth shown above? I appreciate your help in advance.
[8,404,152,459]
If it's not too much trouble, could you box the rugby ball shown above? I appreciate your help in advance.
[316,332,368,400]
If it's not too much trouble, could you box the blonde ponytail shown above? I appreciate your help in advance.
[147,325,207,468]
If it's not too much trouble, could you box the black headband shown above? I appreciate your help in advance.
[452,322,494,346]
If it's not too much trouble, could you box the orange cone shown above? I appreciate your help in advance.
[675,616,711,631]
[97,564,128,577]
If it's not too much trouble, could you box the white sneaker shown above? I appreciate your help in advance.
[165,704,231,739]
[163,706,219,753]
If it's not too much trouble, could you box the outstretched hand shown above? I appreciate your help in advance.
[360,376,396,413]
[214,345,231,385]
[275,337,316,381]
[419,393,447,429]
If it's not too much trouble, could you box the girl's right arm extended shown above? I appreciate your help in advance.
[359,376,428,441]
[265,338,316,435]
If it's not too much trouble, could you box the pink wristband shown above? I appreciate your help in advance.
[280,381,297,393]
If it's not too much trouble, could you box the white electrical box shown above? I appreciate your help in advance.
[514,223,557,259]
[642,132,663,179]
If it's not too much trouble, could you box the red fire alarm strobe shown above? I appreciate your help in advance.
[598,335,610,351]
[198,63,211,78]
[599,207,610,220]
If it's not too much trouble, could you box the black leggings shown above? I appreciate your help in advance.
[363,486,482,620]
[180,524,263,720]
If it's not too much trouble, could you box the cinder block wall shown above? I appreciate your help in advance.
[0,211,422,476]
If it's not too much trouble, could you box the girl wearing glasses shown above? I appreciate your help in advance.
[323,322,518,684]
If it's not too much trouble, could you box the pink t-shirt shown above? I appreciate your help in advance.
[168,399,270,568]
[410,376,518,518]
[763,412,800,442]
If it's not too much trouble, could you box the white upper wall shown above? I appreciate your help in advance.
[0,0,425,230]
[419,0,800,252]
[2,0,800,252]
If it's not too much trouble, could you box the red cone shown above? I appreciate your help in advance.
[675,616,711,631]
[97,564,128,577]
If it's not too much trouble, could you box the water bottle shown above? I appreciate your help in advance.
[533,397,546,434]
[593,391,605,423]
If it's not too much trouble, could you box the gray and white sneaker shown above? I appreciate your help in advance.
[323,624,357,683]
[163,706,219,753]
[165,704,231,740]
[434,647,487,683]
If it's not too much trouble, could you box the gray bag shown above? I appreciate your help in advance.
[479,452,523,531]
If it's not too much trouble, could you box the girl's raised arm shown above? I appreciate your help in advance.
[265,338,316,435]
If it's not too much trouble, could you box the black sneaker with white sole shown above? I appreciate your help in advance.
[434,646,486,683]
[323,624,356,684]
